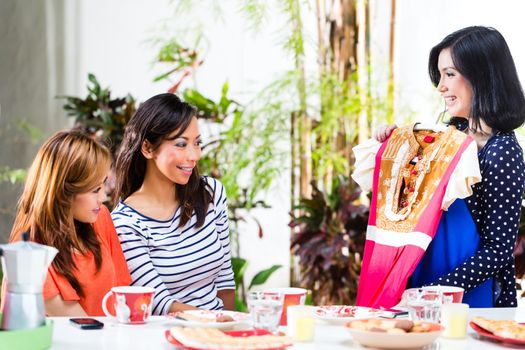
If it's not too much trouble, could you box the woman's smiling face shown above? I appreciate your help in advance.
[72,178,107,223]
[149,116,202,186]
[437,48,473,119]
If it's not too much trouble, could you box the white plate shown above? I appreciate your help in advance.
[167,310,251,329]
[313,305,384,325]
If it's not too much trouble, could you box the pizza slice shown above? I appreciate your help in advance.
[169,327,293,349]
[494,325,525,340]
[471,316,525,340]
[471,316,517,333]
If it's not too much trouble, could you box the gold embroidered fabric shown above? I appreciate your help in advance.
[376,124,468,233]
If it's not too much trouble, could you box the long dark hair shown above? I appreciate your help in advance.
[11,130,109,297]
[429,26,525,133]
[114,93,212,228]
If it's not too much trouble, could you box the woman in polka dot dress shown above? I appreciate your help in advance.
[375,26,525,307]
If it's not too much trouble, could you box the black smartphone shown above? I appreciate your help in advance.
[380,309,409,318]
[69,318,104,330]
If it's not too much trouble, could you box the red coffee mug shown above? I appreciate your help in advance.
[264,287,307,326]
[422,286,464,303]
[102,286,155,324]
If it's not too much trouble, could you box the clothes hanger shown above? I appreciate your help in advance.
[413,122,447,132]
[410,122,447,165]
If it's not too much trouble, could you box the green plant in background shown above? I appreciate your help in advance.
[154,38,203,93]
[157,0,390,306]
[234,1,388,304]
[0,119,44,185]
[232,258,282,311]
[290,176,369,305]
[0,120,45,284]
[60,73,136,158]
[59,74,137,207]
[0,167,27,185]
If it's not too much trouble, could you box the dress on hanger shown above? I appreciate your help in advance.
[352,124,480,308]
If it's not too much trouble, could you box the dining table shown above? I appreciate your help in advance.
[49,307,525,349]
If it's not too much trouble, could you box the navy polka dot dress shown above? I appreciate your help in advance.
[434,132,525,306]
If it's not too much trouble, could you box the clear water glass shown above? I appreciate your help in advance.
[247,291,284,333]
[405,288,443,323]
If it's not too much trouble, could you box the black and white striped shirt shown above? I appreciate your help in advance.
[111,177,235,315]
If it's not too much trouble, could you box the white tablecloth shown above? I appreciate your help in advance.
[49,307,525,349]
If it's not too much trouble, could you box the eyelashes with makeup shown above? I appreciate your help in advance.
[175,140,203,148]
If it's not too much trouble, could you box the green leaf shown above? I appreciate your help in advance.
[304,290,313,306]
[221,80,229,96]
[218,81,232,115]
[153,67,179,82]
[87,73,98,85]
[248,265,282,290]
[234,295,248,312]
[231,257,248,287]
[183,89,221,120]
[16,120,43,143]
[87,73,101,96]
[0,167,27,184]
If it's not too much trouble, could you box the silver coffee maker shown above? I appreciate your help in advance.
[1,232,58,330]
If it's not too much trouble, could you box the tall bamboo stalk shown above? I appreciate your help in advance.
[289,0,312,199]
[387,0,397,123]
[356,0,369,144]
[316,0,327,76]
[318,0,367,191]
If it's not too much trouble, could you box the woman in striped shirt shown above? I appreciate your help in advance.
[111,93,235,315]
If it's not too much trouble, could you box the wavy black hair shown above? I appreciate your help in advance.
[114,93,212,228]
[429,26,525,133]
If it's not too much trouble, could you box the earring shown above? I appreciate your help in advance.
[434,100,448,124]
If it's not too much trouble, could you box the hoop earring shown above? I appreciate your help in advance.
[435,102,447,124]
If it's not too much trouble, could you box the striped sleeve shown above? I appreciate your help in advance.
[211,180,235,290]
[111,211,177,315]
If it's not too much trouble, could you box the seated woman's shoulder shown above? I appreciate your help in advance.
[202,176,226,202]
[202,175,224,190]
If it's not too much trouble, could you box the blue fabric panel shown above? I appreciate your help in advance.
[410,199,493,307]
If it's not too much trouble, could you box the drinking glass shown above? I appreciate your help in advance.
[247,291,284,333]
[263,287,306,325]
[287,305,315,342]
[441,303,469,338]
[405,288,443,323]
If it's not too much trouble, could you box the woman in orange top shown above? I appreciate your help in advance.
[8,130,131,316]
